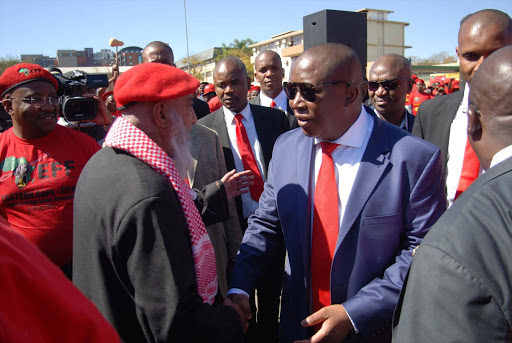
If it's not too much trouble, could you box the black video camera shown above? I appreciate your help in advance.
[54,70,109,122]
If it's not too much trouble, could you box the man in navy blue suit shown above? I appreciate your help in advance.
[228,43,446,343]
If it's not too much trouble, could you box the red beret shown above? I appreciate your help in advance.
[203,84,216,95]
[416,79,425,84]
[114,63,199,108]
[411,74,418,80]
[0,63,58,98]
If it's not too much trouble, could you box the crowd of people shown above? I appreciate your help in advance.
[0,7,511,343]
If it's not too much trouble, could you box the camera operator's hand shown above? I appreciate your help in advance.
[91,96,115,127]
[109,64,119,84]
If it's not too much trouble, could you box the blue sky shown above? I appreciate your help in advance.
[1,1,511,61]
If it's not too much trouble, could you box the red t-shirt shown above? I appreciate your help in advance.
[408,91,433,116]
[208,96,222,112]
[0,222,120,343]
[0,125,100,266]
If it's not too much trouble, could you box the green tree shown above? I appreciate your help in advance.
[215,38,256,81]
[179,55,206,81]
[0,55,22,74]
[408,51,458,65]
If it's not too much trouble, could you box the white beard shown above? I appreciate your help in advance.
[166,108,194,180]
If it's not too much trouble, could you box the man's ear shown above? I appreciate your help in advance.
[345,83,360,107]
[407,78,413,93]
[2,99,14,117]
[152,102,169,128]
[467,104,482,142]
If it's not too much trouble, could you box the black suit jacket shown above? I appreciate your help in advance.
[250,93,299,129]
[193,98,210,120]
[393,156,512,342]
[411,84,466,177]
[198,104,290,225]
[73,148,243,343]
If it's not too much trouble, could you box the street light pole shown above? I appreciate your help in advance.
[183,0,191,74]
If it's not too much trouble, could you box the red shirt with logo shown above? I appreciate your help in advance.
[408,91,433,116]
[0,125,100,266]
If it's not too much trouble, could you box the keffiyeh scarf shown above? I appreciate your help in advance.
[105,117,218,304]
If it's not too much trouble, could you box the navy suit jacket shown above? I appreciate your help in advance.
[230,110,446,342]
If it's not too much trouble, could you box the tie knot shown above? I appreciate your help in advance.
[270,100,277,108]
[320,142,338,155]
[234,113,244,124]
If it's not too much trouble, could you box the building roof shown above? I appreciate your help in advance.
[176,47,222,68]
[249,30,303,48]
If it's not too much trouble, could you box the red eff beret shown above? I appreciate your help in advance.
[114,63,199,108]
[0,63,58,98]
[416,79,425,84]
[102,91,114,102]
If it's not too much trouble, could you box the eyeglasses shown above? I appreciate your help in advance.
[367,79,409,92]
[283,81,351,102]
[468,102,481,117]
[10,96,62,106]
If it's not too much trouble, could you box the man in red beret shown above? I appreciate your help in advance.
[0,63,106,276]
[72,62,245,343]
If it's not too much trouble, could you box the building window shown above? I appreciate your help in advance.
[129,56,132,59]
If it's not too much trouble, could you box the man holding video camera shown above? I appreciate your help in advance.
[0,63,112,277]
[54,69,113,144]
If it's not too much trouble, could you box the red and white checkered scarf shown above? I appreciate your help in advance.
[105,117,218,305]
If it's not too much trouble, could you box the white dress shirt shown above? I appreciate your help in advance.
[223,103,266,218]
[311,105,373,231]
[259,89,288,111]
[490,145,512,169]
[446,85,483,207]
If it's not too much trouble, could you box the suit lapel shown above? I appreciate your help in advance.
[188,128,201,185]
[210,109,236,171]
[337,117,391,247]
[296,135,315,280]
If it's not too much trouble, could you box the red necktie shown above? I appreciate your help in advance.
[454,138,480,200]
[270,100,276,108]
[311,142,339,313]
[234,114,264,201]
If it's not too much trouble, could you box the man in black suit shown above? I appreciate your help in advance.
[199,56,289,343]
[393,45,512,343]
[412,9,512,207]
[368,54,414,133]
[250,50,299,129]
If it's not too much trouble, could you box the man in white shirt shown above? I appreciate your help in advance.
[412,9,512,207]
[228,43,446,343]
[393,45,512,343]
[198,56,289,343]
[250,50,299,129]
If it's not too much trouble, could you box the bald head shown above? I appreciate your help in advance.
[468,46,512,169]
[213,57,250,113]
[457,9,512,82]
[289,43,363,141]
[254,50,284,98]
[142,41,175,66]
[368,54,412,125]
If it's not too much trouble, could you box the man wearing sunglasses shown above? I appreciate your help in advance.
[412,9,512,208]
[367,54,415,132]
[228,43,446,343]
[0,63,109,277]
[394,45,512,343]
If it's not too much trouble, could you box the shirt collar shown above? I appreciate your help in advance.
[490,145,512,169]
[373,107,410,131]
[315,105,370,148]
[259,88,287,108]
[223,102,252,123]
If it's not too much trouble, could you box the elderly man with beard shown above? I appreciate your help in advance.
[72,63,245,343]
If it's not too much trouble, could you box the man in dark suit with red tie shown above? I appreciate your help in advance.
[412,9,512,207]
[198,56,289,342]
[250,50,299,129]
[227,43,446,343]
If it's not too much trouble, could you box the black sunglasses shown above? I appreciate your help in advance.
[283,80,351,102]
[367,79,409,92]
